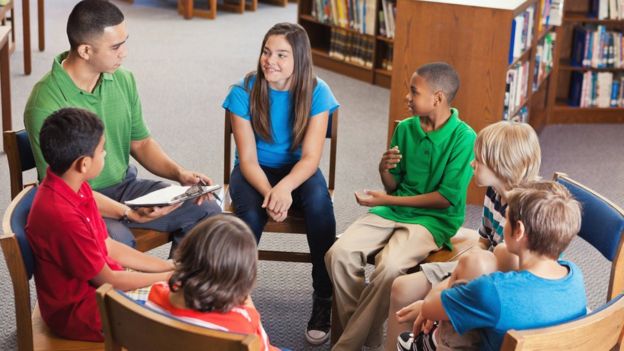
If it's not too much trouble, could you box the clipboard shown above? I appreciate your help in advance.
[124,184,222,208]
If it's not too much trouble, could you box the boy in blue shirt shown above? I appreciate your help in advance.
[401,181,587,350]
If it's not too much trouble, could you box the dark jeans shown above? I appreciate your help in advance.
[229,164,335,299]
[98,165,221,250]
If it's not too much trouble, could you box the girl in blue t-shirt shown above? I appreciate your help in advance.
[222,22,339,346]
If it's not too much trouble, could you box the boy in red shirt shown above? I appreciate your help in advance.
[26,108,174,341]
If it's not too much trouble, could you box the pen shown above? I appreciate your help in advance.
[198,178,222,203]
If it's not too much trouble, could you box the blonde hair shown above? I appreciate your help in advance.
[474,121,541,189]
[507,181,582,259]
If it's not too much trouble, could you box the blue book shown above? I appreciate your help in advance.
[509,19,517,64]
[568,71,584,106]
[610,79,620,107]
[571,26,588,67]
[590,0,599,18]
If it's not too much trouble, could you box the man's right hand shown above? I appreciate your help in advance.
[379,146,402,174]
[126,203,182,224]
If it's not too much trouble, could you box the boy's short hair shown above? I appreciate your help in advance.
[474,121,541,188]
[40,108,105,175]
[507,181,581,259]
[416,62,460,102]
[169,215,257,313]
[67,0,124,50]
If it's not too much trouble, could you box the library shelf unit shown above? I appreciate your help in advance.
[297,0,395,88]
[386,0,555,204]
[546,0,624,124]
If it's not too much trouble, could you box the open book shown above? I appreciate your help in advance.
[124,184,222,208]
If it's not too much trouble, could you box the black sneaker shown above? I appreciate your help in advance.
[305,295,332,345]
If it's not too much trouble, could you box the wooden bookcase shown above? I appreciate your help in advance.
[547,0,624,124]
[298,0,395,88]
[386,0,556,204]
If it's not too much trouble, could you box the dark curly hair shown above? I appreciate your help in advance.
[169,215,257,312]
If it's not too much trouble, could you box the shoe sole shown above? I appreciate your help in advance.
[305,331,330,345]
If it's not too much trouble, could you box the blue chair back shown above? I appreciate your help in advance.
[16,129,36,172]
[556,176,624,262]
[8,186,38,279]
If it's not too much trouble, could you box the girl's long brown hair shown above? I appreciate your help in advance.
[245,22,317,150]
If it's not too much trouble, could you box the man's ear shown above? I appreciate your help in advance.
[76,44,92,60]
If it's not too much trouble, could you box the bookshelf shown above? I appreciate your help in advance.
[386,0,557,204]
[547,0,624,124]
[297,0,396,88]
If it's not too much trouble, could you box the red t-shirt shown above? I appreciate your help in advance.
[26,169,123,342]
[147,282,279,351]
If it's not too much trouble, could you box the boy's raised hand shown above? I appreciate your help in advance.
[378,146,402,173]
[355,190,389,207]
[396,300,423,324]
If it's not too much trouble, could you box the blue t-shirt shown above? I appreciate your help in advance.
[441,260,587,351]
[222,76,339,168]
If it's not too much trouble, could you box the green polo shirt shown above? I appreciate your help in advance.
[370,109,476,249]
[24,52,150,190]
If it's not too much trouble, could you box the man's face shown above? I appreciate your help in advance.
[87,21,129,74]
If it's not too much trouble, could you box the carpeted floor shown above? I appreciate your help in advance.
[0,1,621,350]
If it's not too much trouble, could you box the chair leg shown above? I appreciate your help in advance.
[37,0,44,51]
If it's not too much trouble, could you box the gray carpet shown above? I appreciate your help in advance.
[0,1,621,350]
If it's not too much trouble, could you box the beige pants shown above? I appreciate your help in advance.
[325,213,439,351]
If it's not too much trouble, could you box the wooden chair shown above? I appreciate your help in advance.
[553,172,624,300]
[1,185,105,351]
[222,108,339,263]
[3,129,172,253]
[96,283,260,351]
[500,293,624,350]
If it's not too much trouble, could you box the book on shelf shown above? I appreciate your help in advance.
[533,31,556,91]
[380,42,394,71]
[508,5,535,64]
[503,60,530,119]
[379,0,396,38]
[329,28,374,67]
[538,0,565,30]
[311,0,377,35]
[570,25,623,68]
[589,0,624,19]
[508,106,530,123]
[568,71,624,107]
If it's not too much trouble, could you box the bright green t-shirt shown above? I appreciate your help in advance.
[24,52,150,190]
[369,109,476,249]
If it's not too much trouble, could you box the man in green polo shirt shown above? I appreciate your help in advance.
[24,0,220,250]
[325,62,476,350]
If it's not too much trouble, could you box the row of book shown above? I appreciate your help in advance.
[504,61,530,120]
[506,106,530,123]
[568,71,624,107]
[590,0,624,19]
[533,32,556,91]
[537,0,564,32]
[508,6,535,64]
[329,28,374,68]
[310,0,376,35]
[571,25,624,68]
[378,0,396,38]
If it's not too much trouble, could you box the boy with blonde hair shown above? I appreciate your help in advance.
[386,120,542,349]
[399,181,587,351]
[326,62,476,350]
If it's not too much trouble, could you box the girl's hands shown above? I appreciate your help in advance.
[262,184,293,221]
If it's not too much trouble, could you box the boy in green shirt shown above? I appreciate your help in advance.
[23,0,220,251]
[325,62,476,351]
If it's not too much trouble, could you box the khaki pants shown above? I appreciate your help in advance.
[325,214,439,351]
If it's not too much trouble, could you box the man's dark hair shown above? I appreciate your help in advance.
[169,215,258,313]
[416,62,461,103]
[40,108,104,175]
[67,0,124,50]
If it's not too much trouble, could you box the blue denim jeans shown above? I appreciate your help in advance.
[229,164,335,298]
